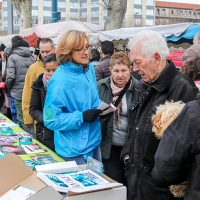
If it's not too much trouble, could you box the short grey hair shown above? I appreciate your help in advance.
[129,30,169,60]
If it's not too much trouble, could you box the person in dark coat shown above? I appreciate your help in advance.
[29,54,59,151]
[152,93,200,200]
[121,30,198,200]
[95,41,114,81]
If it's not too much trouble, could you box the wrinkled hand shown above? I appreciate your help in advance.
[83,109,102,122]
[26,123,33,129]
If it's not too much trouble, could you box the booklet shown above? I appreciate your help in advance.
[21,144,46,154]
[98,102,117,116]
[0,127,14,134]
[0,122,19,127]
[0,116,6,122]
[0,135,19,145]
[0,144,26,155]
[37,169,109,193]
[23,154,58,170]
[0,185,36,200]
[35,160,80,174]
[30,154,57,165]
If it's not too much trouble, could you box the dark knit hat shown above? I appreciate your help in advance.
[0,44,6,51]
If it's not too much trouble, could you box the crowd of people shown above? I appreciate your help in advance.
[0,30,200,199]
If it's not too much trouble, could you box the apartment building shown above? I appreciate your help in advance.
[2,0,155,32]
[155,1,200,25]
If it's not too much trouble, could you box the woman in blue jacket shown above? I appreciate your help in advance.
[43,30,102,164]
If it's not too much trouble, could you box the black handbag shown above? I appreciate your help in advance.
[100,78,131,135]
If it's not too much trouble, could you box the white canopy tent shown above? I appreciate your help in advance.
[19,20,104,38]
[0,34,17,47]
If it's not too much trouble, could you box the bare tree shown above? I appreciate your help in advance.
[103,0,128,31]
[11,0,32,30]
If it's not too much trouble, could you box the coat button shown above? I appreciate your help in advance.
[132,164,134,167]
[136,127,138,130]
[108,140,111,143]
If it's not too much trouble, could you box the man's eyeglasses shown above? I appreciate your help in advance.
[75,45,90,53]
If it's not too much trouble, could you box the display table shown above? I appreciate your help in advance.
[0,113,64,163]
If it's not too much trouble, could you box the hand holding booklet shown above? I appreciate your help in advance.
[98,102,117,116]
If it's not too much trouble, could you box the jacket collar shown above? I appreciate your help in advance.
[100,55,111,61]
[101,75,135,92]
[62,61,89,73]
[136,60,177,92]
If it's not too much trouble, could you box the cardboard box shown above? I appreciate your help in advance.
[0,154,126,200]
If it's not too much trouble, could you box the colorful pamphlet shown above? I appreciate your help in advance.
[30,154,57,165]
[0,122,19,127]
[21,144,46,154]
[19,136,33,145]
[0,144,26,155]
[37,169,109,193]
[0,127,14,134]
[23,154,57,169]
[0,116,6,122]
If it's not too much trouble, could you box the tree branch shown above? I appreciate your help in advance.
[102,0,112,10]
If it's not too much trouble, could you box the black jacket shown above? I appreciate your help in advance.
[122,61,198,200]
[29,73,55,152]
[152,94,200,200]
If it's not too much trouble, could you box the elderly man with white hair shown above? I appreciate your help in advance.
[121,30,198,200]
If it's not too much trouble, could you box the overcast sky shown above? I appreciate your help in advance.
[157,0,200,4]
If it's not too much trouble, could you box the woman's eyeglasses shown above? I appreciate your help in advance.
[75,45,90,54]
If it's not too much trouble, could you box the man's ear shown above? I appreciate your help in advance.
[154,52,161,67]
[109,67,112,72]
[130,66,133,71]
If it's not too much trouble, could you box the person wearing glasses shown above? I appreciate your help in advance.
[43,30,102,164]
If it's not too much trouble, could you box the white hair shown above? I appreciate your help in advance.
[129,30,169,60]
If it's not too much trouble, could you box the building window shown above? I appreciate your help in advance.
[13,10,17,16]
[80,3,87,8]
[146,19,154,26]
[162,9,165,15]
[175,10,178,15]
[189,11,191,16]
[58,2,65,8]
[198,12,200,18]
[70,3,78,8]
[171,10,174,15]
[14,19,20,25]
[32,0,38,6]
[179,10,183,16]
[3,1,7,7]
[3,11,7,17]
[91,2,98,8]
[43,0,51,7]
[135,8,142,15]
[146,0,154,6]
[147,9,154,16]
[32,10,38,16]
[70,12,78,18]
[135,18,142,26]
[184,11,187,16]
[157,9,160,15]
[3,21,8,26]
[134,0,142,4]
[43,10,51,17]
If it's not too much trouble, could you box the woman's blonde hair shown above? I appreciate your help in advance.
[110,52,130,68]
[56,30,88,64]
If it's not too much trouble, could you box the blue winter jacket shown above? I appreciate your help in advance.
[43,62,101,158]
